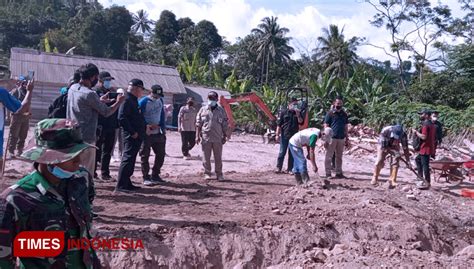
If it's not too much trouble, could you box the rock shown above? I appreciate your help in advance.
[149,223,160,230]
[402,186,411,192]
[406,194,417,200]
[456,245,474,259]
[331,244,347,255]
[313,251,327,263]
[411,241,423,250]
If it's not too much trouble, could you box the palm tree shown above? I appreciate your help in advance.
[251,16,294,85]
[315,25,359,79]
[132,9,154,36]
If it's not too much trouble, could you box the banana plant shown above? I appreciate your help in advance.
[307,72,338,126]
[177,50,209,84]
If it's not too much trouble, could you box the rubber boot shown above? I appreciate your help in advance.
[388,166,399,188]
[294,173,303,185]
[301,172,310,184]
[371,166,381,186]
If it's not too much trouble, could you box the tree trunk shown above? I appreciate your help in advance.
[265,52,270,85]
[260,48,266,86]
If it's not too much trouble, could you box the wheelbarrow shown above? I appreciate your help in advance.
[430,161,465,184]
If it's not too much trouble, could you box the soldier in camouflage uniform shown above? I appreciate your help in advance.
[0,118,101,269]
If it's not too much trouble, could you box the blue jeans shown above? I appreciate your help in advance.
[289,143,307,174]
[277,136,294,171]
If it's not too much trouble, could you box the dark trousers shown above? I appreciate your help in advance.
[181,131,196,156]
[415,154,431,183]
[140,134,166,180]
[277,136,294,171]
[116,136,142,189]
[95,128,116,177]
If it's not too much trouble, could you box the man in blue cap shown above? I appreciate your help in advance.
[371,125,411,188]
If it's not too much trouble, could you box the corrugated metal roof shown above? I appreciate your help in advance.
[185,84,231,99]
[9,48,186,94]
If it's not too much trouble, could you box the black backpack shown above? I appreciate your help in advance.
[48,93,68,118]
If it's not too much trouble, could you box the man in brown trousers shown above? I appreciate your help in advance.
[196,91,228,181]
[7,76,31,158]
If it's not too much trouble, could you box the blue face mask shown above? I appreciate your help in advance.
[48,165,80,180]
[208,100,217,107]
[103,80,112,89]
[60,87,68,95]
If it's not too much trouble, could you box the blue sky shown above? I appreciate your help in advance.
[99,0,466,62]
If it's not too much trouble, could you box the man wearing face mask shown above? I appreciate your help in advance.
[275,97,304,174]
[0,118,101,269]
[6,76,31,158]
[138,84,167,186]
[324,96,349,179]
[93,71,119,181]
[196,91,228,181]
[115,79,147,193]
[431,110,443,153]
[67,63,125,178]
[412,109,436,189]
[178,97,198,160]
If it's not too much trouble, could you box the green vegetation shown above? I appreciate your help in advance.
[0,0,472,134]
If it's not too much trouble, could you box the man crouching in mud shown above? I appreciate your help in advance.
[0,119,101,269]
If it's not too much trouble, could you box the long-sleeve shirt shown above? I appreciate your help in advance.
[95,86,119,130]
[10,87,30,113]
[196,105,228,143]
[178,105,197,132]
[0,170,100,269]
[66,84,115,143]
[118,92,146,139]
[0,88,21,133]
[138,96,166,135]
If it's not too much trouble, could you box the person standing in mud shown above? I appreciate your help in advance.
[178,97,198,160]
[196,91,228,181]
[0,78,34,171]
[371,125,411,188]
[413,109,436,189]
[138,84,167,186]
[7,76,31,158]
[323,96,349,179]
[431,110,443,154]
[0,119,101,269]
[275,97,304,174]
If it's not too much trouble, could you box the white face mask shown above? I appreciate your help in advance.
[208,100,217,107]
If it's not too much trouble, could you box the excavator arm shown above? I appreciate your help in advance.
[219,93,277,137]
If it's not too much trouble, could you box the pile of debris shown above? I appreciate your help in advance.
[347,124,377,139]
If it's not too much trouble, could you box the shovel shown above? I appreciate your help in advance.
[399,158,430,189]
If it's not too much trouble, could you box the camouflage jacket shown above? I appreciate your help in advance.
[0,169,101,269]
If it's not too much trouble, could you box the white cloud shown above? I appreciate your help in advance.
[99,0,466,63]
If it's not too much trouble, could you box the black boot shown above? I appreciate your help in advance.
[301,172,310,184]
[294,173,303,185]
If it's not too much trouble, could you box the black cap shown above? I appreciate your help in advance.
[129,79,144,89]
[99,71,114,81]
[418,108,432,115]
[151,84,164,96]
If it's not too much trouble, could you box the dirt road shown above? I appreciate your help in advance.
[2,131,473,268]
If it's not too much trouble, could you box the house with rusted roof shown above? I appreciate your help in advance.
[8,47,187,120]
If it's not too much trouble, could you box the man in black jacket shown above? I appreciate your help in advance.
[94,71,118,180]
[115,79,146,193]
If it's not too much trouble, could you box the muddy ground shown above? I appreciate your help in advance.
[2,129,474,268]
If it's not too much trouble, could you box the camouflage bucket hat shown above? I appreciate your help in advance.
[20,119,95,164]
